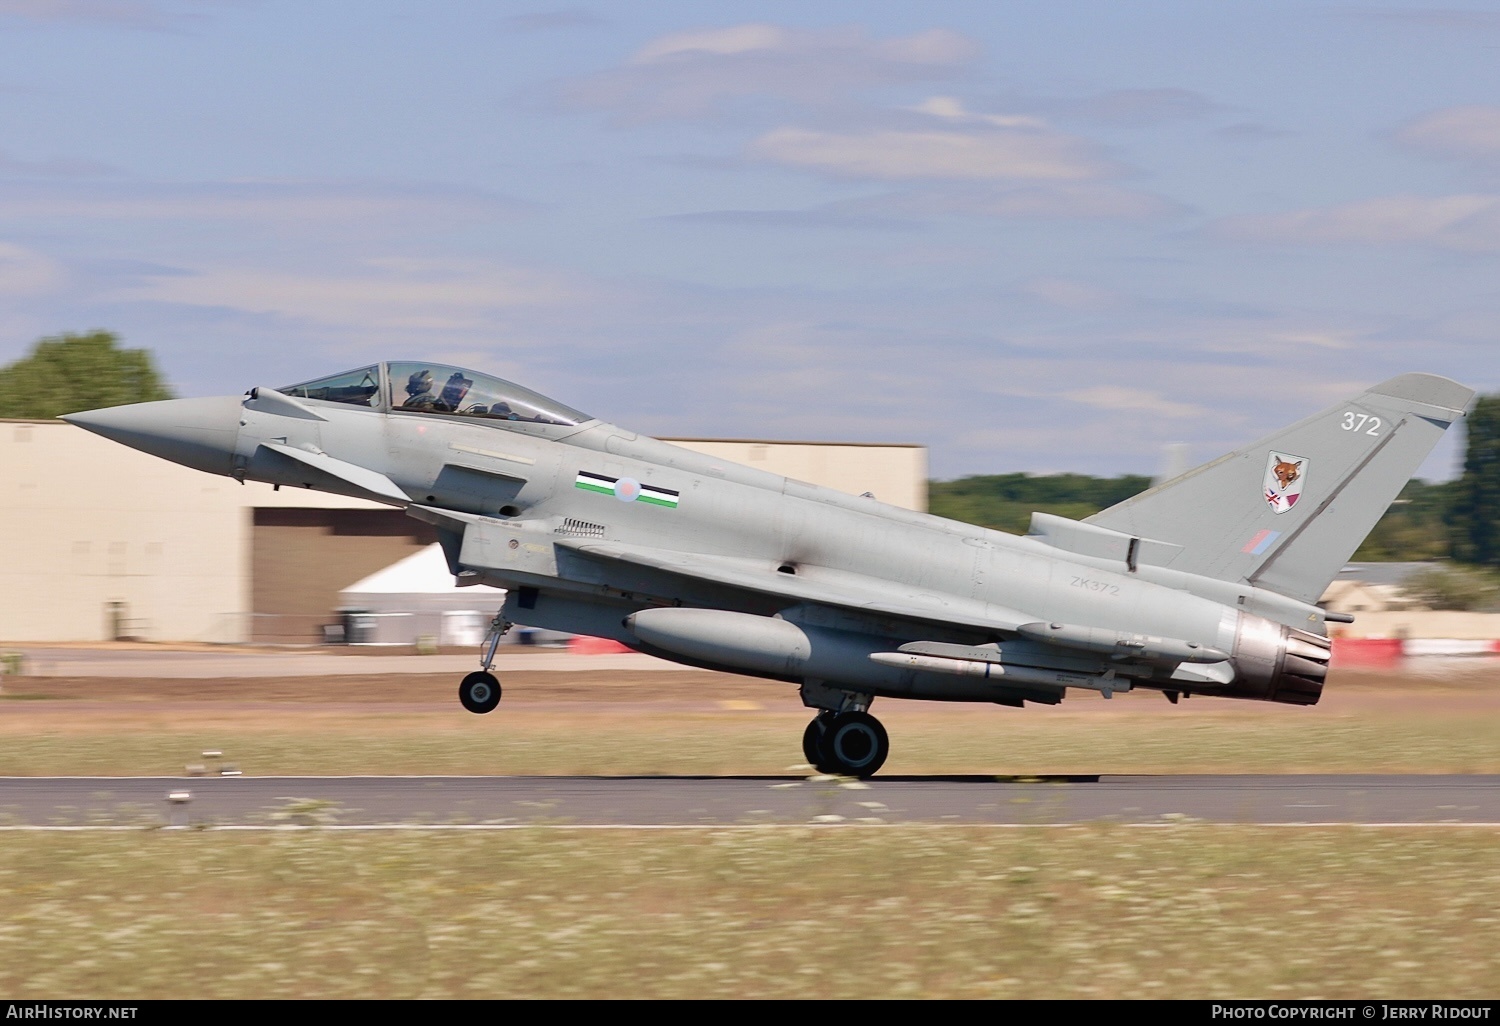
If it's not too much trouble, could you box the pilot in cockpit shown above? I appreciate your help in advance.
[403,369,437,409]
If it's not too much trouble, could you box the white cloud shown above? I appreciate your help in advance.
[1258,329,1357,351]
[0,180,523,225]
[1056,87,1225,127]
[632,23,798,62]
[1020,277,1120,310]
[499,9,604,33]
[1216,194,1500,251]
[904,95,1047,129]
[751,125,1109,182]
[991,312,1382,376]
[0,149,114,177]
[1342,7,1500,31]
[1217,122,1294,141]
[658,180,1172,226]
[0,0,199,28]
[560,24,978,121]
[1396,105,1500,164]
[1113,320,1366,360]
[1431,308,1500,342]
[747,94,1120,183]
[837,182,1172,219]
[1057,386,1205,419]
[0,241,65,296]
[966,369,1212,420]
[118,258,587,333]
[631,23,974,66]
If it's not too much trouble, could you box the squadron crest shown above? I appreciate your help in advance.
[1263,451,1308,514]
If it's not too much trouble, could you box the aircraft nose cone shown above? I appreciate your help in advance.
[62,395,243,477]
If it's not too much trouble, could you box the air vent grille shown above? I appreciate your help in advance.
[556,517,606,538]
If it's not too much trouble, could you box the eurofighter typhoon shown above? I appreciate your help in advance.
[64,362,1474,776]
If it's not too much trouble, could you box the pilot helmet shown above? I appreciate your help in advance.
[406,369,433,395]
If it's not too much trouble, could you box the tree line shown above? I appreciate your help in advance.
[0,330,172,420]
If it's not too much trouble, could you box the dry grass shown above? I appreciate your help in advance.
[1,826,1497,999]
[2,666,1497,998]
[0,667,1497,776]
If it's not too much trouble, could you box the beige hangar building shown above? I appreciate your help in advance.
[0,419,926,644]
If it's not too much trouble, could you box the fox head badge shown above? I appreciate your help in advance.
[1263,451,1307,515]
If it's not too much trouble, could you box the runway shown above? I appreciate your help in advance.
[3,775,1499,827]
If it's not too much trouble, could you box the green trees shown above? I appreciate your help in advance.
[1351,478,1457,561]
[0,330,174,420]
[928,472,1152,535]
[1402,564,1500,611]
[1449,393,1500,567]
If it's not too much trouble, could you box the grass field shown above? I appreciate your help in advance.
[2,826,1497,999]
[2,663,1497,998]
[1,668,1497,776]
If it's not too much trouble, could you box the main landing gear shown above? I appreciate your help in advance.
[460,611,511,715]
[803,708,890,778]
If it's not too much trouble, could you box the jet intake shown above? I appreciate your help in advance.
[249,443,411,505]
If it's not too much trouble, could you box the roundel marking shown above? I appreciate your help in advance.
[613,477,642,503]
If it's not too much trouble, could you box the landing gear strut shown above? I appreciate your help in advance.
[803,709,890,777]
[460,610,511,715]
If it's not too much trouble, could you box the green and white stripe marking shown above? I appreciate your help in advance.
[575,471,679,508]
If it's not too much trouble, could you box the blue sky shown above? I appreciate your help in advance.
[2,1,1497,479]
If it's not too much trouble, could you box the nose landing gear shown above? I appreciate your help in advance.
[459,671,501,714]
[460,610,511,715]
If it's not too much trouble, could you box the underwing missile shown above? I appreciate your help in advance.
[1017,621,1228,664]
[867,651,1129,696]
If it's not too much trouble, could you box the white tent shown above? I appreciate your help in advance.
[337,543,504,646]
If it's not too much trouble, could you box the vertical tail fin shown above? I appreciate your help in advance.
[1085,373,1475,603]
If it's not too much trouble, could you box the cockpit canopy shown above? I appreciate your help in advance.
[279,362,590,427]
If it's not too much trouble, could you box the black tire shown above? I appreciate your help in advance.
[822,711,889,777]
[459,671,501,714]
[801,713,835,770]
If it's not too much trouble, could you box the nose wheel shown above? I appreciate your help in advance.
[459,671,501,714]
[804,710,889,777]
[459,610,511,715]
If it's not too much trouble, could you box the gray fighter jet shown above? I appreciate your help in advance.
[64,362,1474,776]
